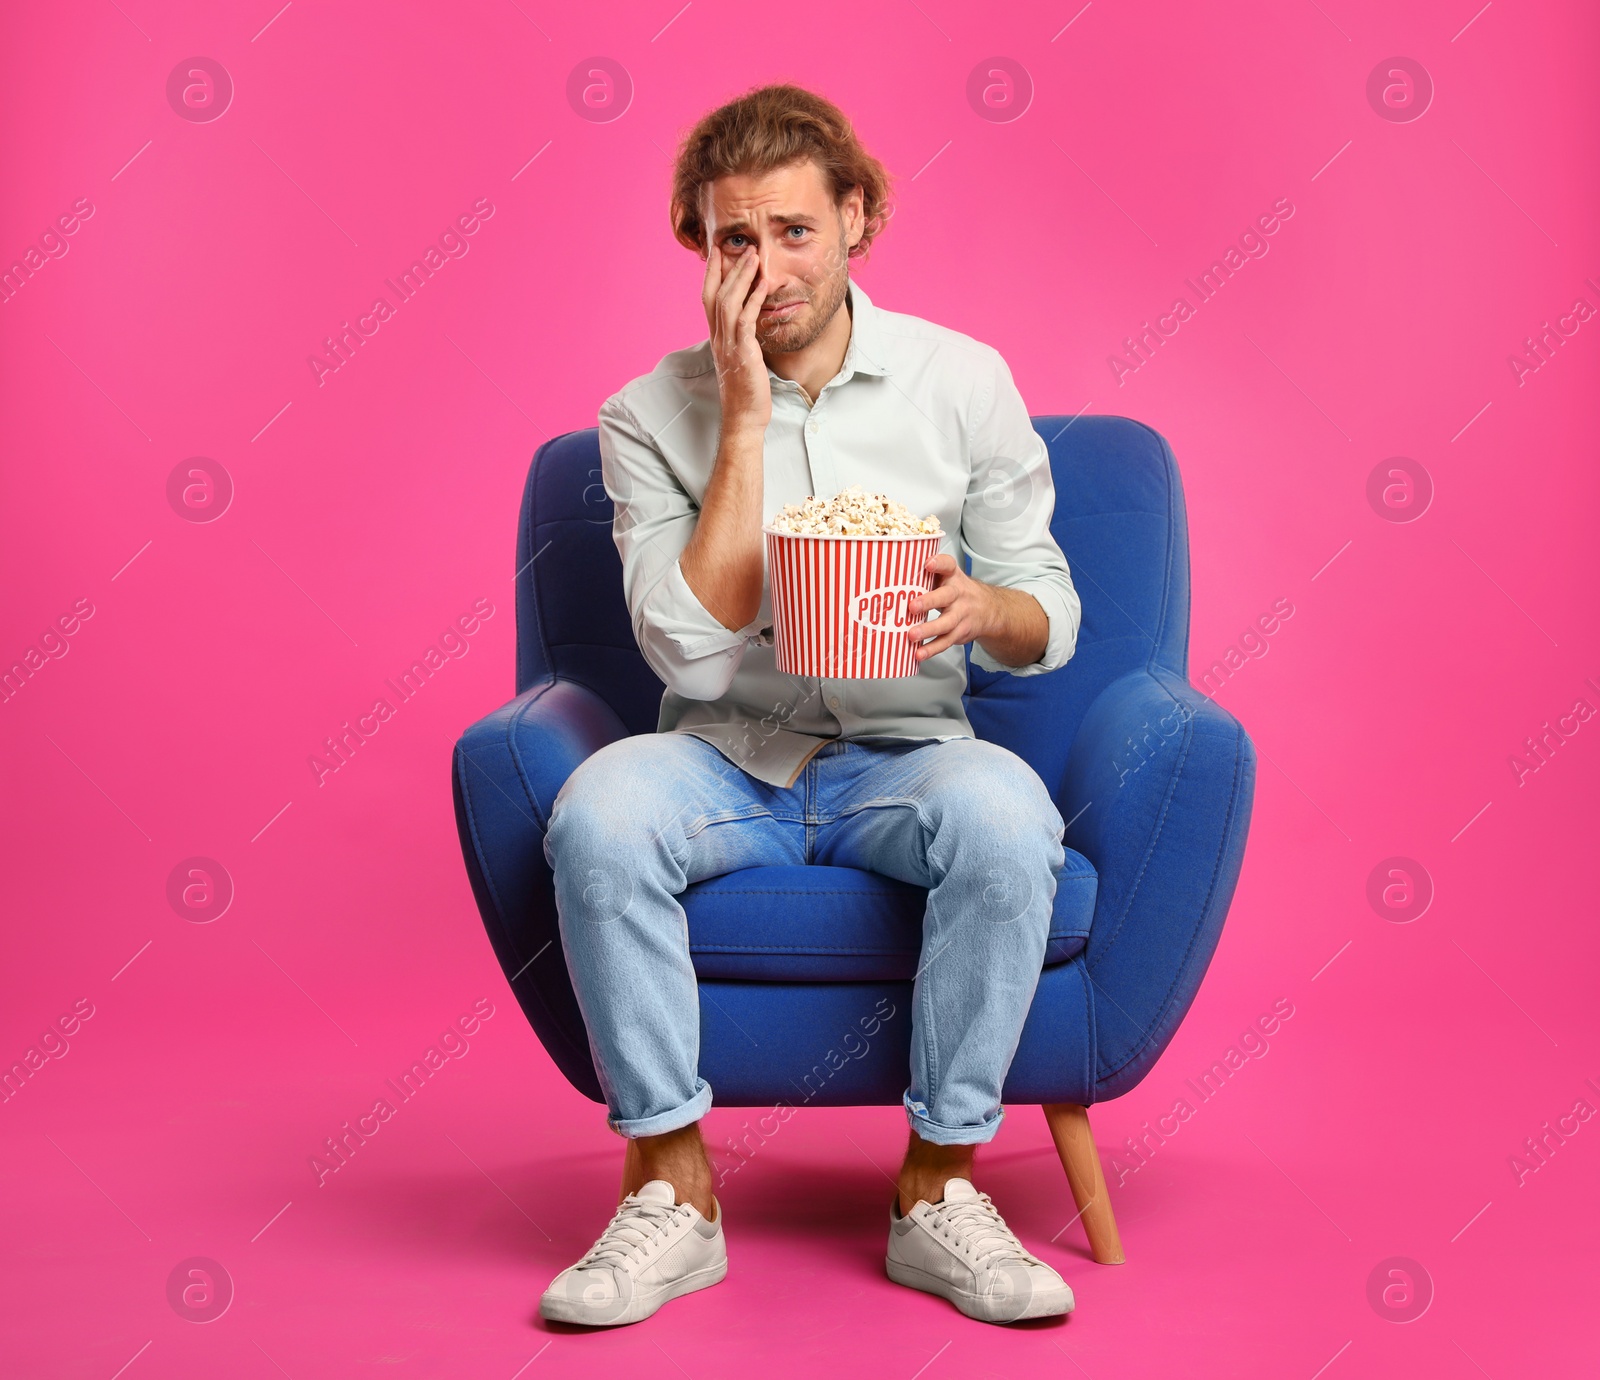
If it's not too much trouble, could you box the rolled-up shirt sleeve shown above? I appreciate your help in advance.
[598,395,769,701]
[961,349,1082,677]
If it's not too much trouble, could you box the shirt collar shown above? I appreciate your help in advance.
[840,278,893,378]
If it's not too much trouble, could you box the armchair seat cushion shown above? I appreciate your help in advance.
[683,854,1097,982]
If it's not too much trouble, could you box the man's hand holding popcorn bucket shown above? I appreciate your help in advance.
[765,484,1021,679]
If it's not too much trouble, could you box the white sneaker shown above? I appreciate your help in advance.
[539,1180,727,1326]
[886,1177,1075,1323]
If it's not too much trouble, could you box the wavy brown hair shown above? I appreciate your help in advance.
[669,83,894,260]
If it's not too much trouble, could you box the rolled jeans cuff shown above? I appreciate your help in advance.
[903,1093,1005,1145]
[608,1077,713,1139]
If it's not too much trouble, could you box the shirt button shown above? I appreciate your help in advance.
[828,696,840,709]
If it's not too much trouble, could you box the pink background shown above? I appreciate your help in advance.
[3,0,1597,1375]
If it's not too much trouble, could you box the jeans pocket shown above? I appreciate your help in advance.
[679,803,776,842]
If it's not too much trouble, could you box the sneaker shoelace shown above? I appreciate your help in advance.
[577,1197,688,1272]
[927,1192,1038,1269]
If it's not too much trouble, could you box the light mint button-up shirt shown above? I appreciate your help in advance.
[596,279,1081,789]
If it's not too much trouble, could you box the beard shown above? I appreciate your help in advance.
[756,260,850,356]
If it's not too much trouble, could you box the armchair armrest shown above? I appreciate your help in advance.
[456,678,630,838]
[1059,667,1256,1100]
[452,678,630,1100]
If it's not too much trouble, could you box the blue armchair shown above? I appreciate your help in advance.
[452,415,1256,1264]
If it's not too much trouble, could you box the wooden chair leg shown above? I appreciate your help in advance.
[1042,1103,1126,1264]
[619,1137,642,1204]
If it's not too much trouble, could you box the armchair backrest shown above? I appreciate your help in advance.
[515,415,1191,804]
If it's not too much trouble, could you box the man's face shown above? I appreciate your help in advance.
[701,159,862,355]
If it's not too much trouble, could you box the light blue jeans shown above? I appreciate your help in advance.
[543,732,1067,1145]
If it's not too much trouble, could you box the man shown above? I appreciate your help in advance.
[539,83,1083,1327]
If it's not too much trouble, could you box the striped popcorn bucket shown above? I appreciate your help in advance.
[763,527,944,679]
